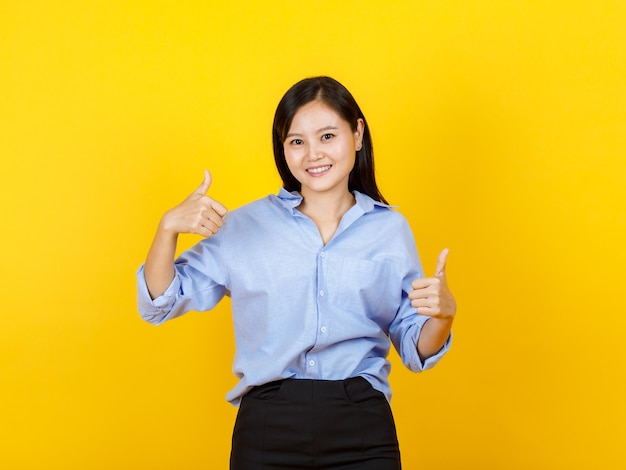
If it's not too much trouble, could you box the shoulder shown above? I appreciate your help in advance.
[225,188,302,221]
[374,205,410,224]
[225,194,278,219]
[193,195,283,253]
[219,193,294,236]
[355,191,411,229]
[371,208,415,247]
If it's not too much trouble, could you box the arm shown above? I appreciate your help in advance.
[409,248,457,362]
[143,170,228,299]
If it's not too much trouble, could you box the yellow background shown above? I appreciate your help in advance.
[2,1,625,468]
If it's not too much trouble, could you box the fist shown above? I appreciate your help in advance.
[160,169,228,238]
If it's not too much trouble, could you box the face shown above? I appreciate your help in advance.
[283,100,364,200]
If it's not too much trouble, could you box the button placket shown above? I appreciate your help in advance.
[310,248,329,377]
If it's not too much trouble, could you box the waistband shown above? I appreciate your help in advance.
[245,376,377,403]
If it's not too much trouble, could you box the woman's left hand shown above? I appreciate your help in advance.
[409,248,457,320]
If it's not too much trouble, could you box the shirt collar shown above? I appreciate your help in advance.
[275,187,391,215]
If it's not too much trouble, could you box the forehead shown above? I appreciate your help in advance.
[288,100,347,131]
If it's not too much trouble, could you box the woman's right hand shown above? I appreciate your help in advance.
[144,170,227,299]
[160,169,228,238]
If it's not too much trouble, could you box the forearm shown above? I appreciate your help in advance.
[143,222,179,299]
[417,317,453,363]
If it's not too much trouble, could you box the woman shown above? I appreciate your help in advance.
[137,76,456,469]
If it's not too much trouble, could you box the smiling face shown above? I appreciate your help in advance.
[283,100,364,200]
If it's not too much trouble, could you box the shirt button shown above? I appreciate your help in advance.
[319,290,325,297]
[320,326,327,333]
[320,251,326,258]
[309,360,316,367]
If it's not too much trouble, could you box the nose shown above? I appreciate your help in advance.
[306,142,324,162]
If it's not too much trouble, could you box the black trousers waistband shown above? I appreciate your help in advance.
[246,376,371,402]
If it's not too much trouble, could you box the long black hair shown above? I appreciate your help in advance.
[272,76,388,204]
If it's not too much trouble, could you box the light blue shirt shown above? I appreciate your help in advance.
[137,188,451,406]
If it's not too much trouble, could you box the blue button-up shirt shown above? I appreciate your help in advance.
[137,188,450,405]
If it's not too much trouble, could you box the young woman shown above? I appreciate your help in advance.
[137,76,456,469]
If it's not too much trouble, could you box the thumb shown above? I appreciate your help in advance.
[434,248,449,278]
[194,169,212,195]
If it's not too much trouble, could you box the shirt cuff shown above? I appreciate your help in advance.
[421,331,452,370]
[406,325,452,372]
[136,265,180,324]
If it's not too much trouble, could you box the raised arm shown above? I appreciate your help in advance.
[143,170,228,299]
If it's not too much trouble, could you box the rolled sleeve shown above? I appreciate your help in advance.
[392,309,452,373]
[136,265,181,325]
[410,323,452,372]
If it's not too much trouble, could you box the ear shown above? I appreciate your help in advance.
[355,118,365,151]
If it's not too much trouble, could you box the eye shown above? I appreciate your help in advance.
[321,133,334,141]
[289,138,303,145]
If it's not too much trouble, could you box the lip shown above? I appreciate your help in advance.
[306,164,332,176]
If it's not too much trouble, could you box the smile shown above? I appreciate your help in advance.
[307,165,332,175]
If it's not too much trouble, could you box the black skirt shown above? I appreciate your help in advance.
[230,377,401,469]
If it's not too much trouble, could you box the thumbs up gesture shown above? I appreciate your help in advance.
[160,169,228,238]
[409,248,457,320]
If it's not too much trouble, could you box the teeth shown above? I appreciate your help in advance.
[308,165,331,174]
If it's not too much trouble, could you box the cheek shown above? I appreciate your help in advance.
[342,144,357,167]
[283,149,299,172]
[339,139,356,157]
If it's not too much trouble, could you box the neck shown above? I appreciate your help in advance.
[299,189,355,222]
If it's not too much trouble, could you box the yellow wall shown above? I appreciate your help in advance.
[2,1,625,468]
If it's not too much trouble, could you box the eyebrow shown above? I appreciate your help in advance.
[286,126,339,139]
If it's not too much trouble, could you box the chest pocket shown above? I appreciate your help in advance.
[325,255,393,318]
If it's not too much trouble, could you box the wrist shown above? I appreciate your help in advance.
[158,213,181,239]
[431,315,454,328]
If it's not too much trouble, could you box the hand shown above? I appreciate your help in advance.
[409,248,457,321]
[160,169,228,238]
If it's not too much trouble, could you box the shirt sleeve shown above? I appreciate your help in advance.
[135,231,230,325]
[390,306,452,372]
[387,219,452,372]
[136,266,182,325]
